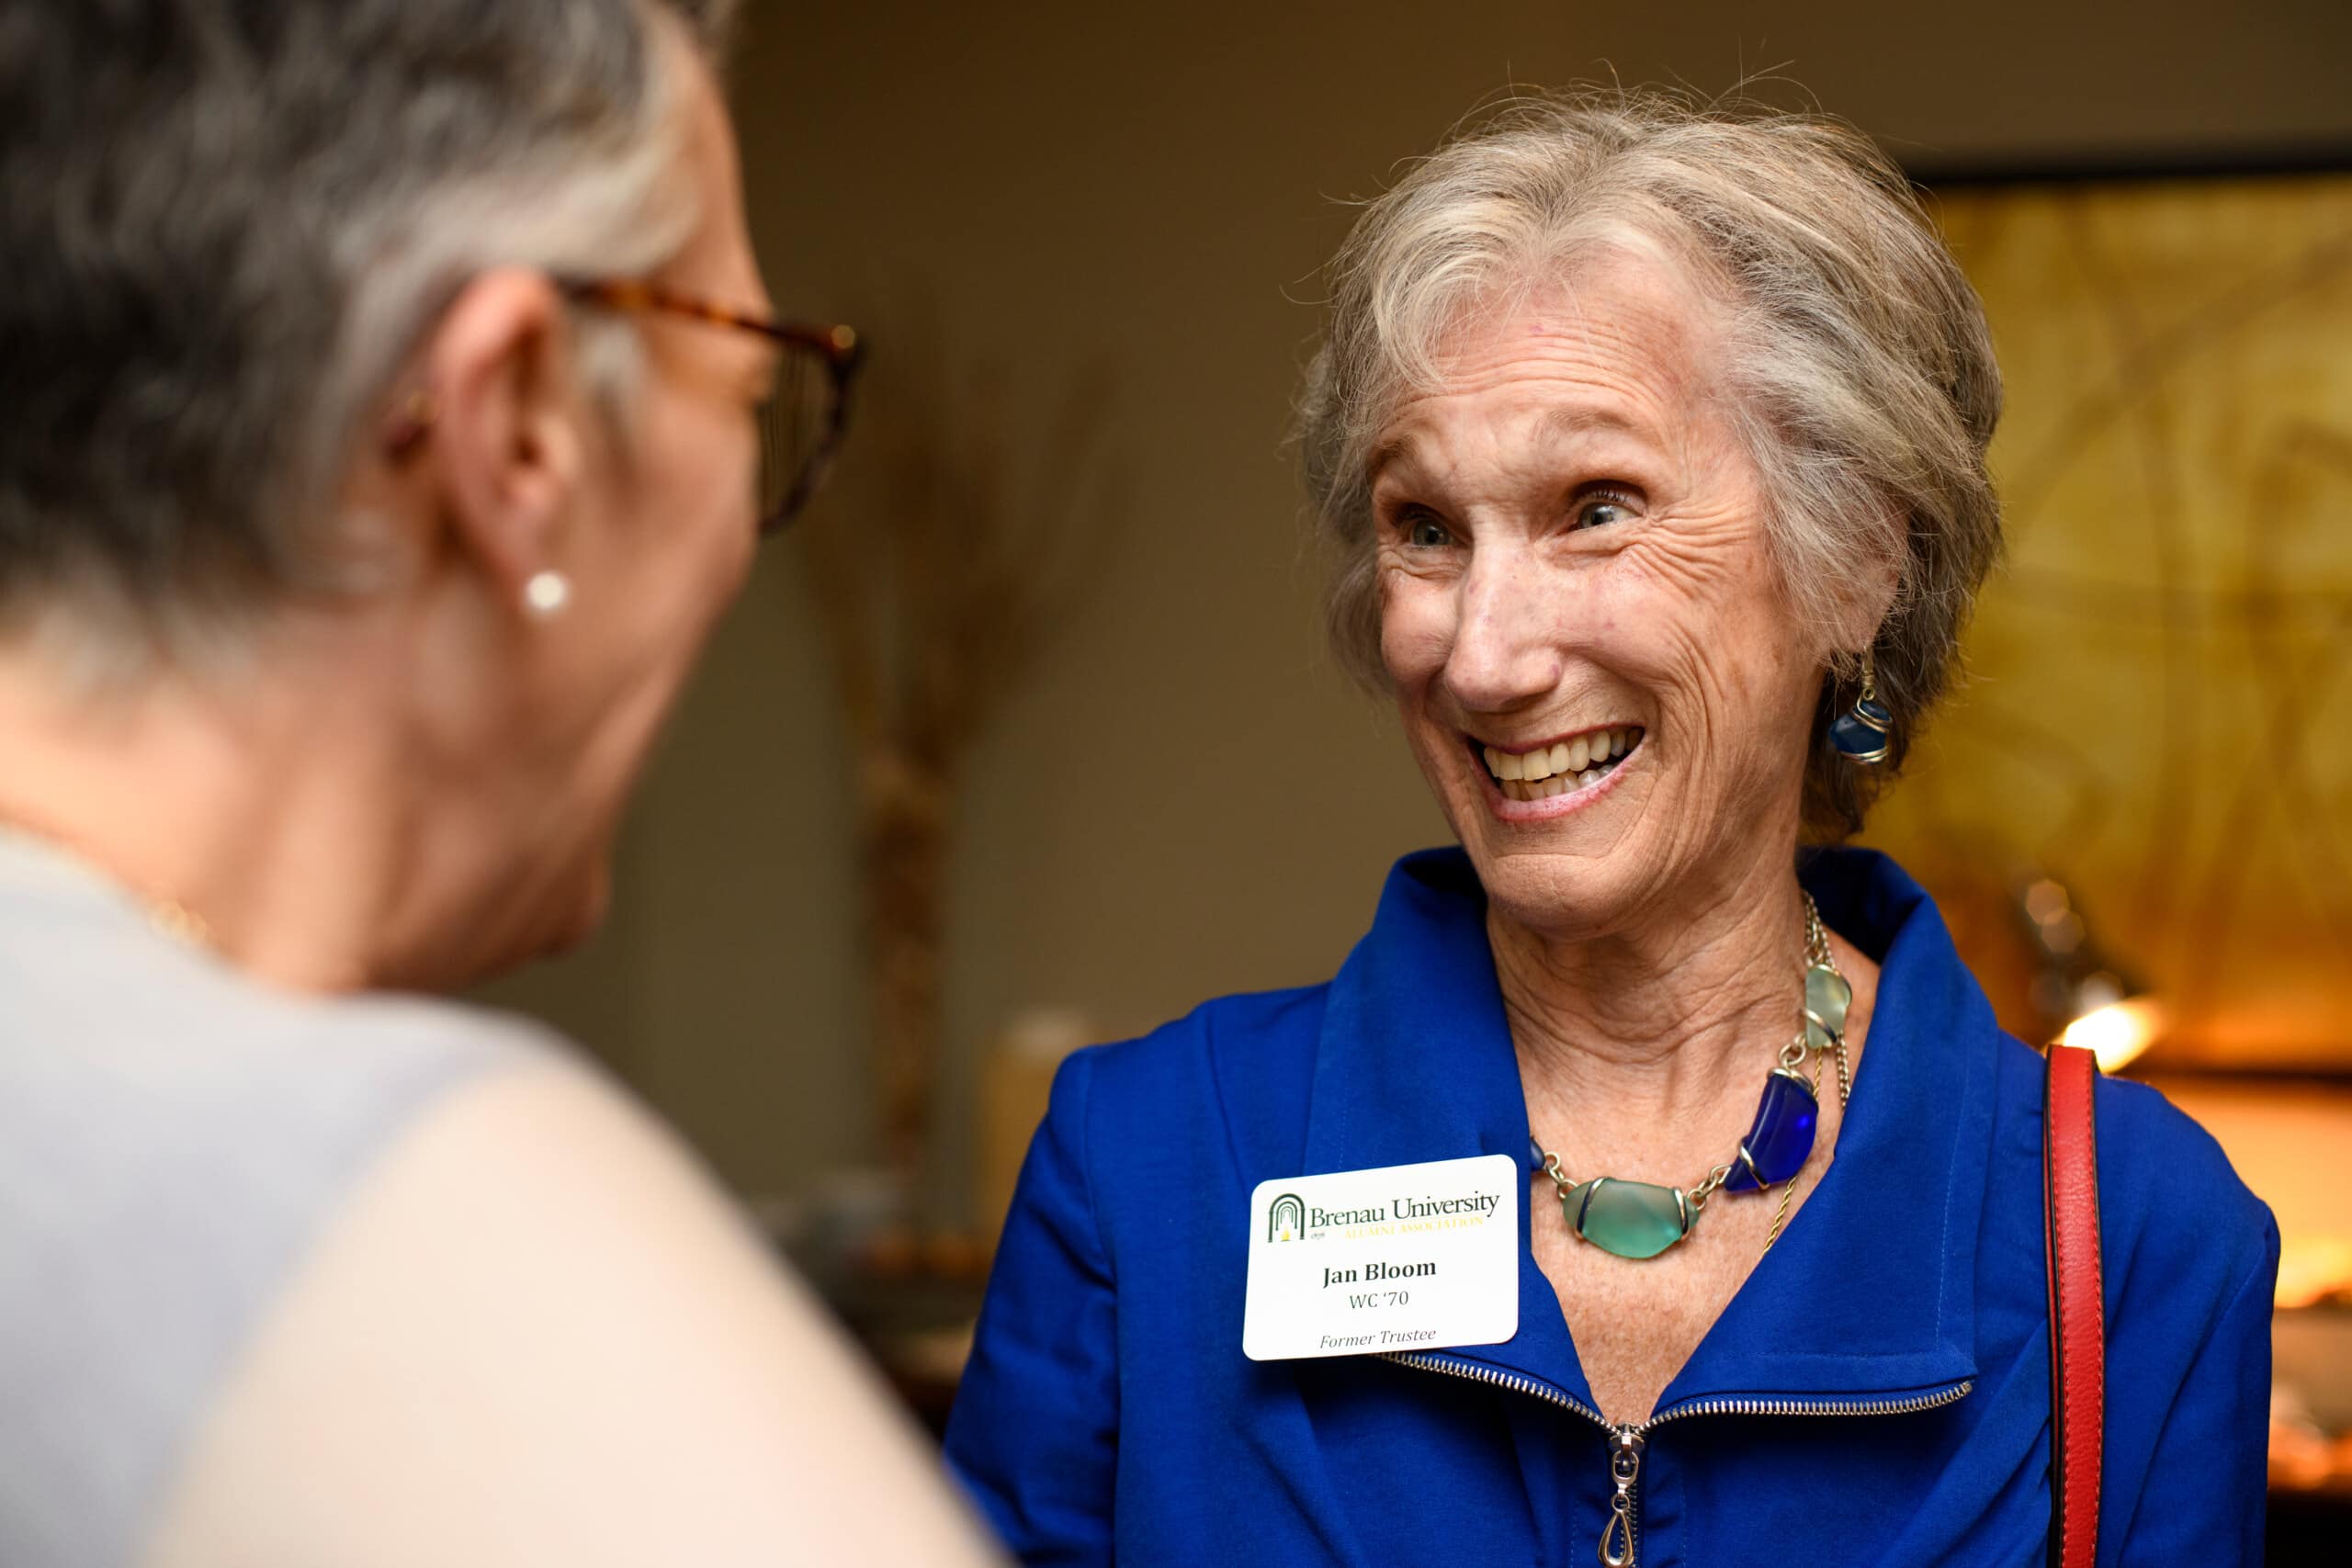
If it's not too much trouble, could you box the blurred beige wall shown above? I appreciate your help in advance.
[473,0,2352,1221]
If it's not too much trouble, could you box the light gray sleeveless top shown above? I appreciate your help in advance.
[0,831,548,1568]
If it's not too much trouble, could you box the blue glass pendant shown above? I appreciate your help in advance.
[1829,696,1894,763]
[1722,1067,1820,1192]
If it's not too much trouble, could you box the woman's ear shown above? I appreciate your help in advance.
[416,269,586,607]
[1829,507,1905,656]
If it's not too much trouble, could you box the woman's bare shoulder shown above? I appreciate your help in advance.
[144,1062,1004,1568]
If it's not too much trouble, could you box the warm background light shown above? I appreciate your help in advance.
[2277,1238,2352,1314]
[2060,996,2167,1075]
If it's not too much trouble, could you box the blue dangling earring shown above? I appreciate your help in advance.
[1829,646,1894,764]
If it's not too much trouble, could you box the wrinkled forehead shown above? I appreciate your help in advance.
[1367,243,1738,482]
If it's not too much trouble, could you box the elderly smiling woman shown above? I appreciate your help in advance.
[946,94,2277,1565]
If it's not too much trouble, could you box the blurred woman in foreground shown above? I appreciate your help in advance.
[0,3,997,1563]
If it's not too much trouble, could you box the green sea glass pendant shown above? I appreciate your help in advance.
[1562,1176,1691,1260]
[1804,963,1852,1052]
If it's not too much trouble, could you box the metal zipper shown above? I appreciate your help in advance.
[1600,1426,1642,1567]
[1385,1351,1973,1567]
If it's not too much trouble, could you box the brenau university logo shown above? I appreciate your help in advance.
[1267,1192,1305,1243]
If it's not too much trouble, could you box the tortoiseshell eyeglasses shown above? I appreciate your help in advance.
[561,277,865,534]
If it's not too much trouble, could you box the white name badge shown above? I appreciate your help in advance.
[1242,1153,1520,1361]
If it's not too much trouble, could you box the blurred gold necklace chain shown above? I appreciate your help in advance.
[0,806,216,953]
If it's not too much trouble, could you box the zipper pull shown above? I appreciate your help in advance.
[1599,1427,1644,1568]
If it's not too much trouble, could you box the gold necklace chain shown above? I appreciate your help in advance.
[0,806,217,952]
[1758,1029,1830,1256]
[1759,898,1841,1256]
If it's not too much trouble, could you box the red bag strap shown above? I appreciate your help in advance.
[2044,1043,2105,1568]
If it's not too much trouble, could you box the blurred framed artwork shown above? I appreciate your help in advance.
[1858,164,2352,1075]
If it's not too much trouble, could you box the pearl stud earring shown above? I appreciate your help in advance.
[523,570,571,620]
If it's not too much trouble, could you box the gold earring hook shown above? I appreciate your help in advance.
[385,389,439,456]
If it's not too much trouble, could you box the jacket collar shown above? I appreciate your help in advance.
[1300,846,1992,1410]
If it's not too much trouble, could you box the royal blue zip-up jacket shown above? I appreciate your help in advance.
[945,848,2277,1566]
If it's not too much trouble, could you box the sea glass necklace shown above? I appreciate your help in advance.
[1531,894,1853,1261]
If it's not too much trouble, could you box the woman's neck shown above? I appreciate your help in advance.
[1495,852,1815,1177]
[0,636,420,992]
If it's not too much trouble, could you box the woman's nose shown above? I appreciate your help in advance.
[1442,551,1566,715]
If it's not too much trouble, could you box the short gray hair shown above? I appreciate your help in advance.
[1298,88,2003,839]
[0,0,740,655]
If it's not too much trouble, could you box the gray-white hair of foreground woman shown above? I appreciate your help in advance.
[2,0,735,660]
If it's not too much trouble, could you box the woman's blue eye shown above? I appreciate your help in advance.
[1574,493,1636,529]
[1408,517,1452,548]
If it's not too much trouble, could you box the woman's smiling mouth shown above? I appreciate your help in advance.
[1468,725,1644,805]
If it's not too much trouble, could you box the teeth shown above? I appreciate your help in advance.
[1483,726,1645,799]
